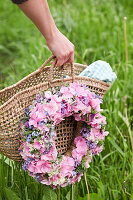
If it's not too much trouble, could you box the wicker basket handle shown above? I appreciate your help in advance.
[39,55,56,70]
[39,55,75,86]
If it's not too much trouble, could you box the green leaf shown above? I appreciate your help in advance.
[4,187,21,200]
[66,191,71,200]
[78,193,103,200]
[89,193,103,200]
[42,186,57,200]
[108,136,124,156]
[25,186,30,200]
[97,181,105,197]
[130,194,133,200]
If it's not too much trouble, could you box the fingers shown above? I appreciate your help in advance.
[55,54,67,67]
[55,46,74,67]
[67,50,74,63]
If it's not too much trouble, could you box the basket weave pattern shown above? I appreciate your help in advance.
[0,56,110,161]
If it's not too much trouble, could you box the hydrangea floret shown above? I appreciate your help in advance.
[19,82,109,188]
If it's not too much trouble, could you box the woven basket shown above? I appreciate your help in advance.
[0,56,110,162]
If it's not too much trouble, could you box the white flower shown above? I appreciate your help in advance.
[29,144,34,151]
[53,177,65,186]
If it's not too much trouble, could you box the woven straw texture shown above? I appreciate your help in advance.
[0,56,110,161]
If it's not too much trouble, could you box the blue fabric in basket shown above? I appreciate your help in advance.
[63,60,117,83]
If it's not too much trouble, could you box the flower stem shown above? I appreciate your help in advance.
[125,104,133,196]
[58,186,60,200]
[72,184,74,200]
[84,172,90,200]
[124,17,128,70]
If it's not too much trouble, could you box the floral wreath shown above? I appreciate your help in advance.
[19,81,109,188]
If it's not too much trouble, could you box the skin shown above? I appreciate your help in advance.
[17,0,74,66]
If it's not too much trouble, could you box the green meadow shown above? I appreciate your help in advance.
[0,0,133,199]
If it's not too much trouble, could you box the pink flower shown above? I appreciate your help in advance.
[43,98,59,116]
[92,145,103,155]
[41,143,57,161]
[33,139,41,150]
[84,154,92,168]
[73,113,82,121]
[74,136,86,145]
[71,99,86,114]
[52,174,61,182]
[89,128,101,141]
[87,92,95,100]
[20,142,34,160]
[59,100,72,117]
[52,95,62,103]
[70,82,80,89]
[69,82,87,97]
[20,122,23,129]
[39,146,46,154]
[52,115,63,125]
[76,87,88,97]
[45,91,52,99]
[60,86,74,98]
[38,124,50,132]
[72,149,83,162]
[41,177,53,185]
[29,119,37,128]
[74,137,88,155]
[72,136,88,162]
[90,98,101,112]
[35,160,53,173]
[71,173,83,184]
[102,129,109,138]
[29,104,46,128]
[60,182,69,188]
[60,156,74,177]
[89,128,108,141]
[91,113,106,128]
[28,161,36,173]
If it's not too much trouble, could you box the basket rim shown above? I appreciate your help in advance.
[0,63,86,95]
[0,76,110,111]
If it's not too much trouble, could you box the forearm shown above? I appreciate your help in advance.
[12,0,74,66]
[17,0,57,42]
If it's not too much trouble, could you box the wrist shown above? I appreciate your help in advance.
[45,25,59,44]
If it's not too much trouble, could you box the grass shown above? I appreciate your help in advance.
[0,0,133,199]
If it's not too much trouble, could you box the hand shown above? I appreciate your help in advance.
[46,29,74,67]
